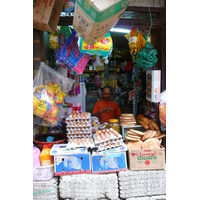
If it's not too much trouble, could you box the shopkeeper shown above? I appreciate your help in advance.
[92,86,121,123]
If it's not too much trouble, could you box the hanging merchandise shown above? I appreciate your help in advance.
[63,0,76,12]
[78,32,113,59]
[125,28,138,55]
[49,27,60,50]
[56,26,72,67]
[60,30,90,74]
[93,55,104,71]
[33,62,75,127]
[135,42,158,70]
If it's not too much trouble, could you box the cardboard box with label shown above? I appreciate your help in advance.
[73,0,130,44]
[128,146,165,170]
[92,144,127,174]
[33,0,65,33]
[33,0,46,30]
[146,70,161,102]
[50,144,91,175]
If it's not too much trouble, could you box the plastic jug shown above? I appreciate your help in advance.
[33,144,41,168]
[39,145,54,166]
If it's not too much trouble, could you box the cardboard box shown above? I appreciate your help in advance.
[92,144,127,174]
[73,0,130,44]
[146,70,161,102]
[33,0,65,33]
[33,0,46,30]
[128,146,165,170]
[50,144,91,175]
[42,0,65,33]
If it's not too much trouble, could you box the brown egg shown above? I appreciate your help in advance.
[117,142,120,146]
[73,122,76,126]
[86,138,89,144]
[110,128,114,132]
[106,129,109,133]
[84,112,88,118]
[72,114,76,119]
[101,134,105,140]
[77,113,81,118]
[69,138,73,143]
[81,138,85,144]
[105,133,110,139]
[73,138,77,143]
[80,113,84,118]
[102,130,105,133]
[77,138,81,145]
[81,122,83,126]
[112,143,116,146]
[77,122,80,126]
[69,115,72,118]
[72,110,76,115]
[108,143,111,147]
[104,144,107,148]
[97,135,101,142]
[76,110,79,114]
[89,138,93,143]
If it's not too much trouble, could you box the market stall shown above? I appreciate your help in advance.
[33,0,166,199]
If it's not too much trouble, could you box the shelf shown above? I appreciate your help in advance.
[84,70,104,73]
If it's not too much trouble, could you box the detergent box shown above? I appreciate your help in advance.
[50,144,91,175]
[91,143,127,174]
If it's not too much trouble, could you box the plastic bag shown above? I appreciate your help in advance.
[78,32,113,59]
[155,90,166,129]
[33,62,75,127]
[60,30,90,74]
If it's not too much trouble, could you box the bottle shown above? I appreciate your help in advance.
[39,145,54,166]
[33,144,41,168]
[108,119,120,133]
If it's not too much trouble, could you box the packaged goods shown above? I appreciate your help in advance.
[33,62,74,127]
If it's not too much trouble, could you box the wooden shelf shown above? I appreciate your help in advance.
[84,70,104,73]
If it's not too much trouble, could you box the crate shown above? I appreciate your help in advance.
[121,124,145,140]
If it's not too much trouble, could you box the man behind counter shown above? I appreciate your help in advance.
[92,86,121,123]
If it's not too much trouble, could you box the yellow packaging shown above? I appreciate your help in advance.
[40,145,54,166]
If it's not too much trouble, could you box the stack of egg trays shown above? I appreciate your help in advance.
[33,177,59,200]
[93,132,123,152]
[126,195,166,200]
[66,114,92,139]
[118,169,166,199]
[59,173,119,200]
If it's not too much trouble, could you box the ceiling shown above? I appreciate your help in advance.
[58,2,166,50]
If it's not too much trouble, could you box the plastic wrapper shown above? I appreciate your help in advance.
[33,62,75,127]
[155,90,166,130]
[78,32,113,59]
[60,30,90,74]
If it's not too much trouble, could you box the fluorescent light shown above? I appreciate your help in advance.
[110,28,130,33]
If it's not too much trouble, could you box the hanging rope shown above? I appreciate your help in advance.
[148,0,152,36]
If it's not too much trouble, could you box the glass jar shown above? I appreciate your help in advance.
[108,119,120,133]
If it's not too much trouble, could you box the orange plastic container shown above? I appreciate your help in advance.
[39,145,54,166]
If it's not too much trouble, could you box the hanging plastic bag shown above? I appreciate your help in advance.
[56,26,72,67]
[59,30,90,74]
[155,90,166,130]
[78,32,113,59]
[33,62,75,127]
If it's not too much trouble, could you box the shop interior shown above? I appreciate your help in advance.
[33,1,166,199]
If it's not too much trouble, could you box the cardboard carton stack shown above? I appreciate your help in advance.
[118,170,166,199]
[59,173,119,199]
[33,177,59,200]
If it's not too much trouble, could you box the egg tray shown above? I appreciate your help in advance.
[66,120,92,127]
[118,170,166,199]
[67,137,95,149]
[126,195,166,200]
[59,173,119,200]
[95,139,124,152]
[66,125,92,132]
[66,112,91,121]
[93,130,122,145]
[67,133,93,139]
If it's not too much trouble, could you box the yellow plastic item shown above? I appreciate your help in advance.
[39,145,54,166]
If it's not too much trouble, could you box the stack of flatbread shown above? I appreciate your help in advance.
[125,129,166,150]
[119,113,136,126]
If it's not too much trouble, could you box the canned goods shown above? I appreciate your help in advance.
[108,119,120,133]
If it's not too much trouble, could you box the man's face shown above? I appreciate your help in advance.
[103,88,111,101]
